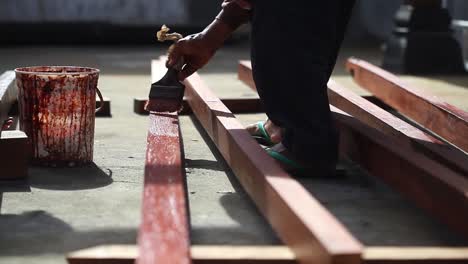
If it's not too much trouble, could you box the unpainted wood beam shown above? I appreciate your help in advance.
[134,97,263,115]
[239,60,468,175]
[238,60,468,239]
[346,58,468,153]
[333,105,468,238]
[67,245,468,264]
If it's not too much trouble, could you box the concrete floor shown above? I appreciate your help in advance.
[0,42,467,264]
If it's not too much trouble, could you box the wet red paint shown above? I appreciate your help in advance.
[15,66,99,166]
[137,113,191,264]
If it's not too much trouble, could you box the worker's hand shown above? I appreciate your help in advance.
[167,19,234,80]
[167,33,217,81]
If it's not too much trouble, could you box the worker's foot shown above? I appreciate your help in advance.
[246,120,283,146]
[266,142,338,177]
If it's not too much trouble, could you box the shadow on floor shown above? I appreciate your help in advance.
[184,158,225,172]
[0,210,136,256]
[431,75,468,90]
[28,162,113,191]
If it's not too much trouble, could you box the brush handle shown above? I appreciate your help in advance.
[161,67,180,84]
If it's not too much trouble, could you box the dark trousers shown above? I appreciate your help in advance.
[250,0,355,172]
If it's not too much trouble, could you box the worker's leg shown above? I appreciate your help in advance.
[250,0,355,173]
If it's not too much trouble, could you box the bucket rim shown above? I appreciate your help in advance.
[14,66,100,75]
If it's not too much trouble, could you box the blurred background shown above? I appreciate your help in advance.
[1,2,468,264]
[0,0,467,44]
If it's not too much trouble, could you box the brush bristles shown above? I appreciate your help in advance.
[144,98,182,113]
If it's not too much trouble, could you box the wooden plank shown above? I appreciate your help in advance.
[364,247,468,264]
[191,245,296,264]
[156,60,363,264]
[137,61,191,264]
[327,80,468,176]
[346,58,468,153]
[332,105,468,238]
[238,60,257,91]
[67,245,136,264]
[67,245,297,264]
[238,60,468,177]
[0,71,17,124]
[237,60,468,239]
[134,97,263,115]
[238,61,393,111]
[67,245,468,264]
[0,130,29,179]
[138,112,190,264]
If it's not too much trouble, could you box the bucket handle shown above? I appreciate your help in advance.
[1,117,14,137]
[95,87,104,113]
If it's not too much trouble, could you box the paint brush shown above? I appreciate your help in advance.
[144,25,185,113]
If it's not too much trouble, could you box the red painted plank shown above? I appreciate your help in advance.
[333,106,468,239]
[159,60,363,264]
[346,58,468,153]
[137,62,191,264]
[138,112,190,264]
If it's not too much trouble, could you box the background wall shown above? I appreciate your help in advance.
[0,0,189,25]
[0,0,466,44]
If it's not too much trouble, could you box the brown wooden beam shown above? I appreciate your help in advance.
[67,245,297,264]
[364,247,468,264]
[238,61,393,112]
[346,58,468,152]
[162,60,363,264]
[327,80,468,176]
[137,61,191,264]
[134,97,263,115]
[333,106,468,238]
[0,130,29,179]
[67,245,468,264]
[238,60,468,176]
[237,60,468,238]
[238,60,257,92]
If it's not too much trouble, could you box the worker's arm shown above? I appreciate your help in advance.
[167,0,251,80]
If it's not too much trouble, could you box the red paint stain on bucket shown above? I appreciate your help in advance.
[15,66,100,167]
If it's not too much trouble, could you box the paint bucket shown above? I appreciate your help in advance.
[15,66,103,167]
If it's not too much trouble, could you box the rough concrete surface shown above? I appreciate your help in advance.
[0,42,467,264]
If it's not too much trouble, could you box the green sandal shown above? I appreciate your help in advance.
[267,148,346,177]
[266,148,304,172]
[252,121,274,146]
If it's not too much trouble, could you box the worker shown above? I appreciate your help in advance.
[168,0,356,176]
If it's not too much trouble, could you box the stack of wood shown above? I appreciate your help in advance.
[69,58,468,264]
